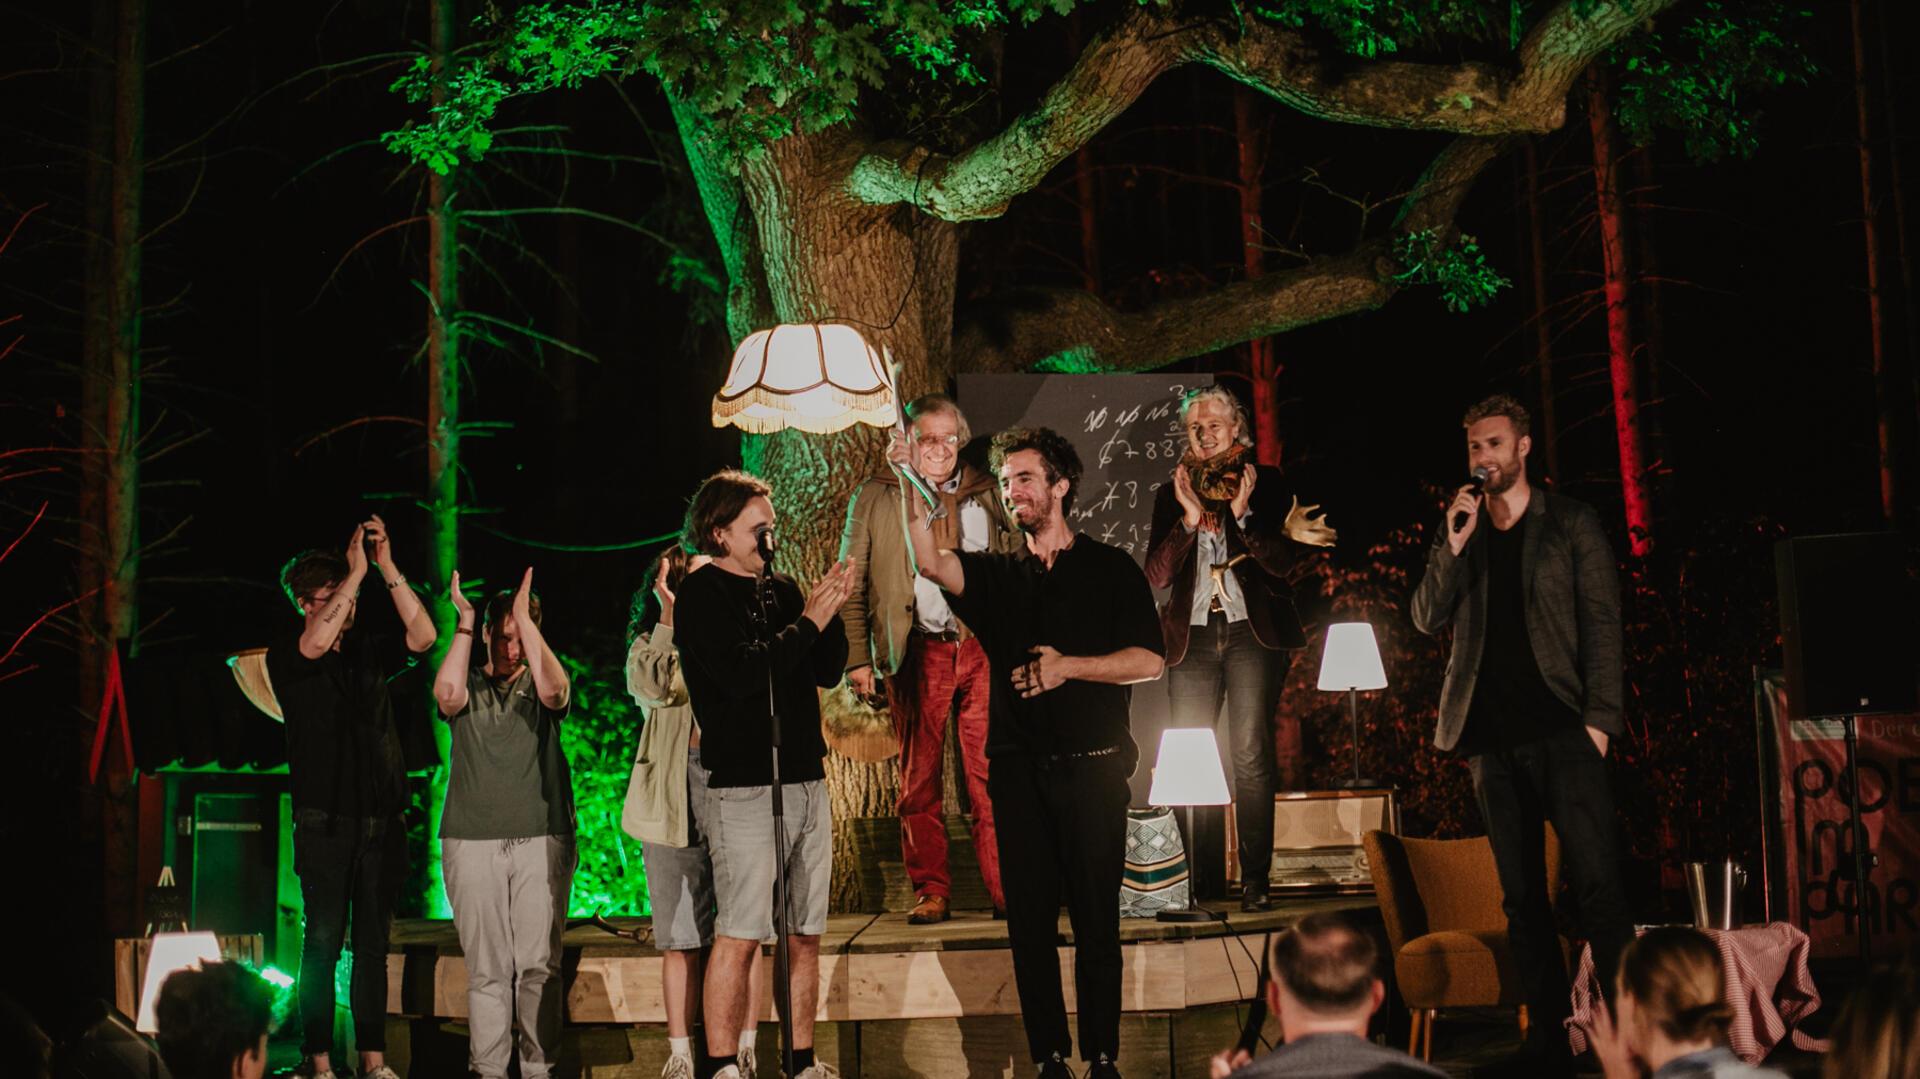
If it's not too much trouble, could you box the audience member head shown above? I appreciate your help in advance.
[1821,948,1920,1079]
[1611,927,1733,1070]
[153,962,274,1079]
[1267,911,1385,1040]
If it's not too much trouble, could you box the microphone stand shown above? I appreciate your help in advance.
[752,551,797,1079]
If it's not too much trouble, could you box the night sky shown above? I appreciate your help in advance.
[3,0,1916,1022]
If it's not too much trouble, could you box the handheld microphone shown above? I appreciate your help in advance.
[754,525,777,566]
[1452,466,1490,533]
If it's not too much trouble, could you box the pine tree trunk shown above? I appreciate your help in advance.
[421,0,460,914]
[1854,0,1899,521]
[76,0,147,937]
[1234,88,1284,466]
[1523,140,1562,484]
[1631,148,1667,491]
[1587,67,1651,556]
[1876,0,1919,451]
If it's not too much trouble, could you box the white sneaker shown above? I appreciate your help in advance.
[793,1063,840,1079]
[362,1067,402,1079]
[660,1054,696,1079]
[737,1044,758,1079]
[712,1066,742,1079]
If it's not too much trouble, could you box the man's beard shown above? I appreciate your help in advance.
[1012,491,1054,534]
[1486,453,1524,494]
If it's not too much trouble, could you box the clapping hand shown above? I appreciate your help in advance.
[450,571,475,621]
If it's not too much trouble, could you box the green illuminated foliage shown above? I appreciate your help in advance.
[558,648,650,916]
[1391,229,1510,314]
[1610,0,1816,162]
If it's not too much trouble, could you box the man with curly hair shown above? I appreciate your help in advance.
[899,426,1165,1079]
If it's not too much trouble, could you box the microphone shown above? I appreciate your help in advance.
[1452,466,1490,533]
[754,525,777,567]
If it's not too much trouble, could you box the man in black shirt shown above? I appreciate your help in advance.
[1410,395,1631,1077]
[672,469,854,1079]
[902,427,1164,1079]
[266,516,436,1079]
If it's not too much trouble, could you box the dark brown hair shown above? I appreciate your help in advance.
[630,541,695,644]
[989,427,1083,516]
[683,469,772,557]
[1462,393,1531,439]
[1617,927,1733,1045]
[279,549,349,614]
[1270,911,1379,1015]
[153,961,275,1079]
[483,588,543,636]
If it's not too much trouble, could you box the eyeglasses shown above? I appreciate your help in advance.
[914,434,960,448]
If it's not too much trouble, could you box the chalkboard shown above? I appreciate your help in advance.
[953,373,1211,566]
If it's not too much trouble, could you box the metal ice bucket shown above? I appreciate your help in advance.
[1685,861,1749,930]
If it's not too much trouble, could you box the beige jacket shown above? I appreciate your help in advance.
[838,465,1022,676]
[621,625,694,847]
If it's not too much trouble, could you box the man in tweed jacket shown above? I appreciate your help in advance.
[1411,394,1633,1077]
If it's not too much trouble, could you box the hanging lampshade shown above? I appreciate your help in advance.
[711,322,897,434]
[227,648,283,722]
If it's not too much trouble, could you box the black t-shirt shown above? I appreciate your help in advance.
[673,563,849,788]
[1459,516,1580,755]
[267,626,417,818]
[947,537,1165,760]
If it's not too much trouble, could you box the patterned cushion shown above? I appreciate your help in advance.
[1120,807,1191,918]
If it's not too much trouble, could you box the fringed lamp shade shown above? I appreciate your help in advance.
[712,322,897,434]
[227,648,284,722]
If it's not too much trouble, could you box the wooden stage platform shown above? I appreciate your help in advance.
[381,895,1380,1077]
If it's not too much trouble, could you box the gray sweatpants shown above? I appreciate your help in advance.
[444,835,576,1079]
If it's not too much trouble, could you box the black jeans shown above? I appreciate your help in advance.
[1470,726,1634,1057]
[1166,615,1283,894]
[988,750,1132,1064]
[293,811,405,1056]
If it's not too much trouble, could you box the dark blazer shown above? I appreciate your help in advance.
[1228,1031,1447,1078]
[1409,488,1624,753]
[1144,461,1305,668]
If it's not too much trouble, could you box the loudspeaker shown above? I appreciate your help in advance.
[1774,532,1918,719]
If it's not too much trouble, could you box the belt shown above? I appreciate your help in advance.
[1046,744,1123,763]
[915,628,962,643]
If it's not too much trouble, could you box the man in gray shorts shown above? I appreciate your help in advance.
[672,470,853,1079]
[433,568,575,1079]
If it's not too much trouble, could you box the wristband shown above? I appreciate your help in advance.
[385,575,407,589]
[455,626,473,636]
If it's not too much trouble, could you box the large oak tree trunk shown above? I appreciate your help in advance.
[1586,67,1651,556]
[725,127,968,909]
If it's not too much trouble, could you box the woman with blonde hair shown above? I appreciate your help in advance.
[1820,949,1920,1079]
[1591,927,1785,1078]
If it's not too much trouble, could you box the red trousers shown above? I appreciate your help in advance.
[892,634,1003,908]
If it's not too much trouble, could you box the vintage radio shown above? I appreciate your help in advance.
[1226,788,1398,894]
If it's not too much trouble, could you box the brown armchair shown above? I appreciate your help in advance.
[1362,827,1563,1061]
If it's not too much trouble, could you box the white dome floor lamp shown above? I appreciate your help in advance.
[1317,621,1388,789]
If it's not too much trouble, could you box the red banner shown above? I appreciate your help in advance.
[1764,675,1920,959]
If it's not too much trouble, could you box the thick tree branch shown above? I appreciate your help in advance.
[850,0,1672,221]
[953,136,1509,374]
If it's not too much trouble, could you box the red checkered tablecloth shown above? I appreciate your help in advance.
[1565,922,1828,1063]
